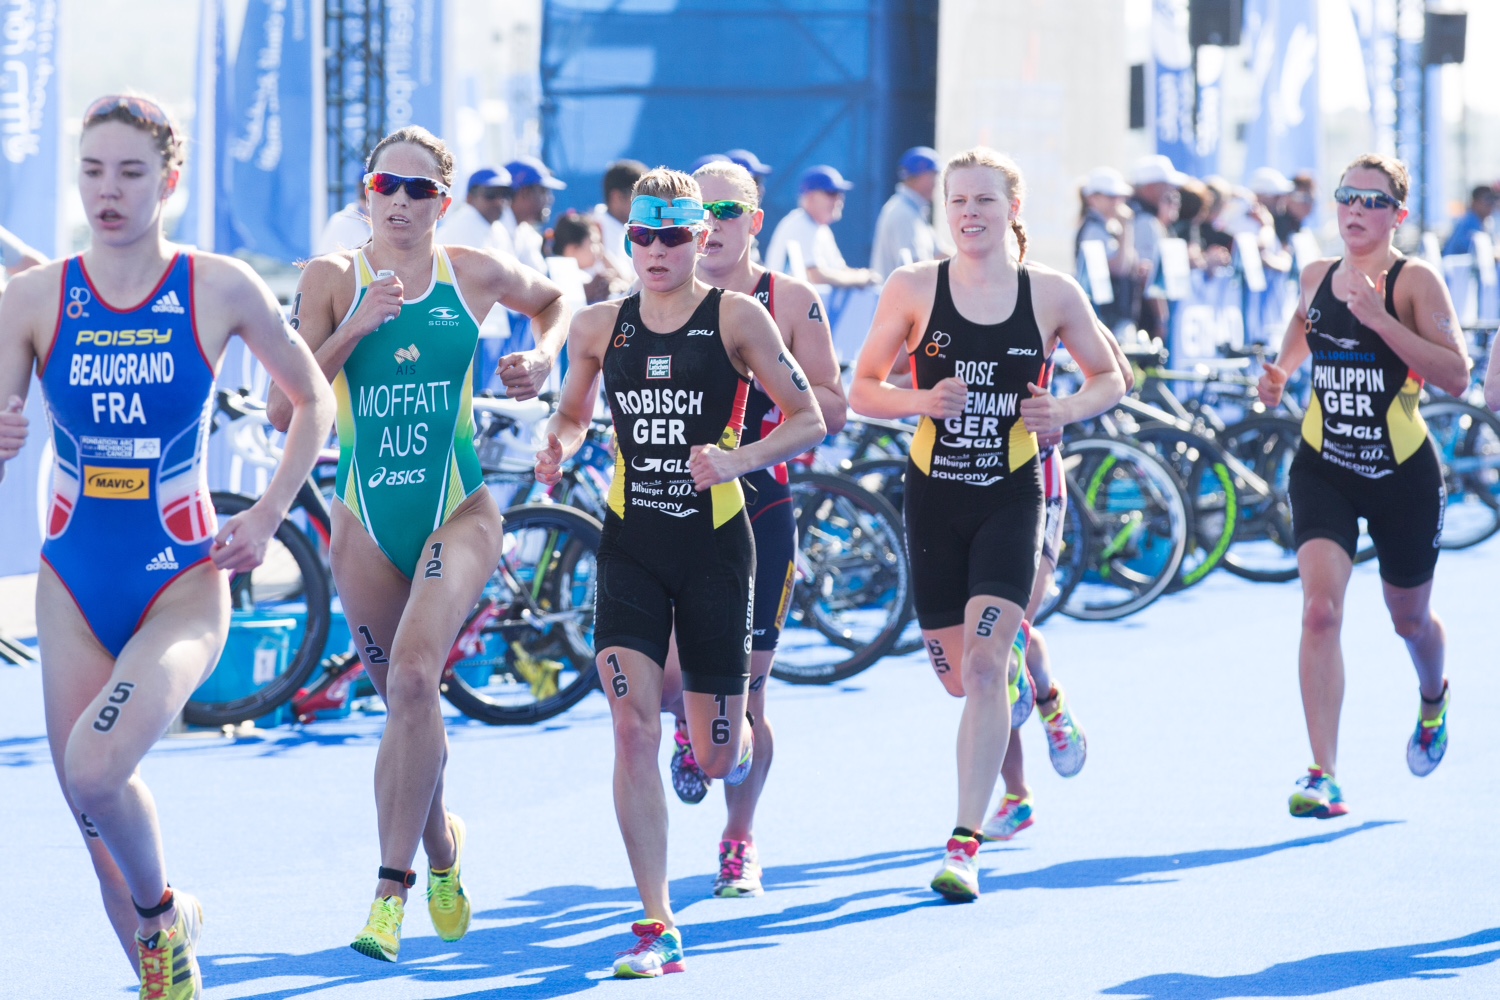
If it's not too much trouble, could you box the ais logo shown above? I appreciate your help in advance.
[83,466,149,499]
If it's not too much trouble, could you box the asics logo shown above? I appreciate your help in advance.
[367,466,427,488]
[151,290,186,314]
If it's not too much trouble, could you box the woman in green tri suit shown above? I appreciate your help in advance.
[268,127,569,962]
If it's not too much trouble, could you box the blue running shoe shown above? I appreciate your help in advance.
[613,921,686,978]
[1407,680,1449,777]
[1289,766,1348,819]
[1009,622,1034,729]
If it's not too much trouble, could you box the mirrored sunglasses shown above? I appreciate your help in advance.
[364,171,450,200]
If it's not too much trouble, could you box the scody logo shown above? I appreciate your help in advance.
[429,306,460,326]
[394,344,421,365]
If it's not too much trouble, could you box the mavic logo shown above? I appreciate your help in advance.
[394,344,421,365]
[151,290,186,314]
[145,546,179,571]
[428,306,459,325]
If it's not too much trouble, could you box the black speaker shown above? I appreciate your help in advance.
[1189,0,1242,48]
[1424,12,1467,65]
[1129,64,1146,130]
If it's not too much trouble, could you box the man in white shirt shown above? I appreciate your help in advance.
[436,166,516,256]
[593,159,646,279]
[870,146,944,277]
[503,155,567,274]
[315,187,371,254]
[765,165,879,287]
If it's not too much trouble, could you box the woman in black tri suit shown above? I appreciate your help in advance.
[851,148,1124,903]
[1259,154,1469,819]
[536,168,823,976]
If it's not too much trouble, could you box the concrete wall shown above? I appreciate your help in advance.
[937,0,1130,270]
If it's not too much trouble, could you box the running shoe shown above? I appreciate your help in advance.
[427,812,471,942]
[1040,687,1088,777]
[981,794,1035,841]
[929,835,981,902]
[724,729,754,787]
[510,641,563,701]
[670,726,710,805]
[136,891,204,1000]
[1009,622,1034,729]
[1407,681,1450,777]
[712,839,764,897]
[350,895,404,963]
[613,920,687,978]
[1288,766,1348,819]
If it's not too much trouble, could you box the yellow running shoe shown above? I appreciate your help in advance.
[351,895,404,962]
[510,642,563,701]
[428,812,472,942]
[137,891,204,1000]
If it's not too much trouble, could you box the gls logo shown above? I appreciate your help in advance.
[367,467,427,488]
[631,456,690,473]
[429,306,460,326]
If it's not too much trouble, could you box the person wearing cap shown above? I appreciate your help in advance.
[1129,155,1189,340]
[315,184,372,255]
[764,165,879,287]
[1075,167,1138,334]
[503,155,567,274]
[595,159,647,278]
[726,148,772,203]
[1443,185,1497,257]
[870,146,946,279]
[436,166,516,257]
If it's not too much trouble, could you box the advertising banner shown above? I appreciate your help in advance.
[0,0,60,254]
[1243,0,1322,179]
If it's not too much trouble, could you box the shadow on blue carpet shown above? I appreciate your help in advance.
[199,825,1395,998]
[1103,926,1500,998]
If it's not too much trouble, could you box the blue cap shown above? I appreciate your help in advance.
[466,166,511,191]
[898,146,940,178]
[504,155,566,190]
[690,153,731,173]
[800,165,854,194]
[726,148,772,176]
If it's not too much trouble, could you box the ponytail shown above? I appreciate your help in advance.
[1011,219,1028,263]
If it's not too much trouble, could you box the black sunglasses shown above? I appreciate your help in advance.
[1333,186,1402,211]
[364,171,450,200]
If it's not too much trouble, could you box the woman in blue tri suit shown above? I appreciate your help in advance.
[1259,154,1469,818]
[0,95,333,1000]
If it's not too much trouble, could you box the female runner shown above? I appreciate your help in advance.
[0,95,333,999]
[268,126,569,962]
[657,160,848,897]
[1258,154,1468,817]
[850,148,1124,903]
[535,168,824,976]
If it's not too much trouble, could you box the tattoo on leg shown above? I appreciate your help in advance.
[357,625,388,665]
[92,681,136,733]
[975,605,1001,638]
[607,652,628,698]
[927,638,951,675]
[424,542,444,579]
[79,811,101,838]
[712,692,731,745]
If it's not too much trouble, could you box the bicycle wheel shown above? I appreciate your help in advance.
[772,471,913,684]
[1421,399,1500,549]
[1060,438,1189,621]
[1034,491,1086,626]
[440,503,601,724]
[1219,415,1301,582]
[844,458,922,655]
[184,492,332,727]
[1132,425,1236,590]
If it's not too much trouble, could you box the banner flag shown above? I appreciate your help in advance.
[176,0,226,249]
[221,0,320,261]
[1151,0,1199,177]
[1243,0,1322,180]
[0,0,61,255]
[384,1,445,137]
[1349,0,1397,156]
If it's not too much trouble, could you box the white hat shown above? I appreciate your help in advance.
[1081,167,1133,197]
[1248,166,1295,196]
[1130,154,1190,187]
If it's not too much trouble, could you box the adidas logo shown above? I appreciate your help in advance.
[394,344,420,364]
[151,290,186,314]
[145,546,179,571]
